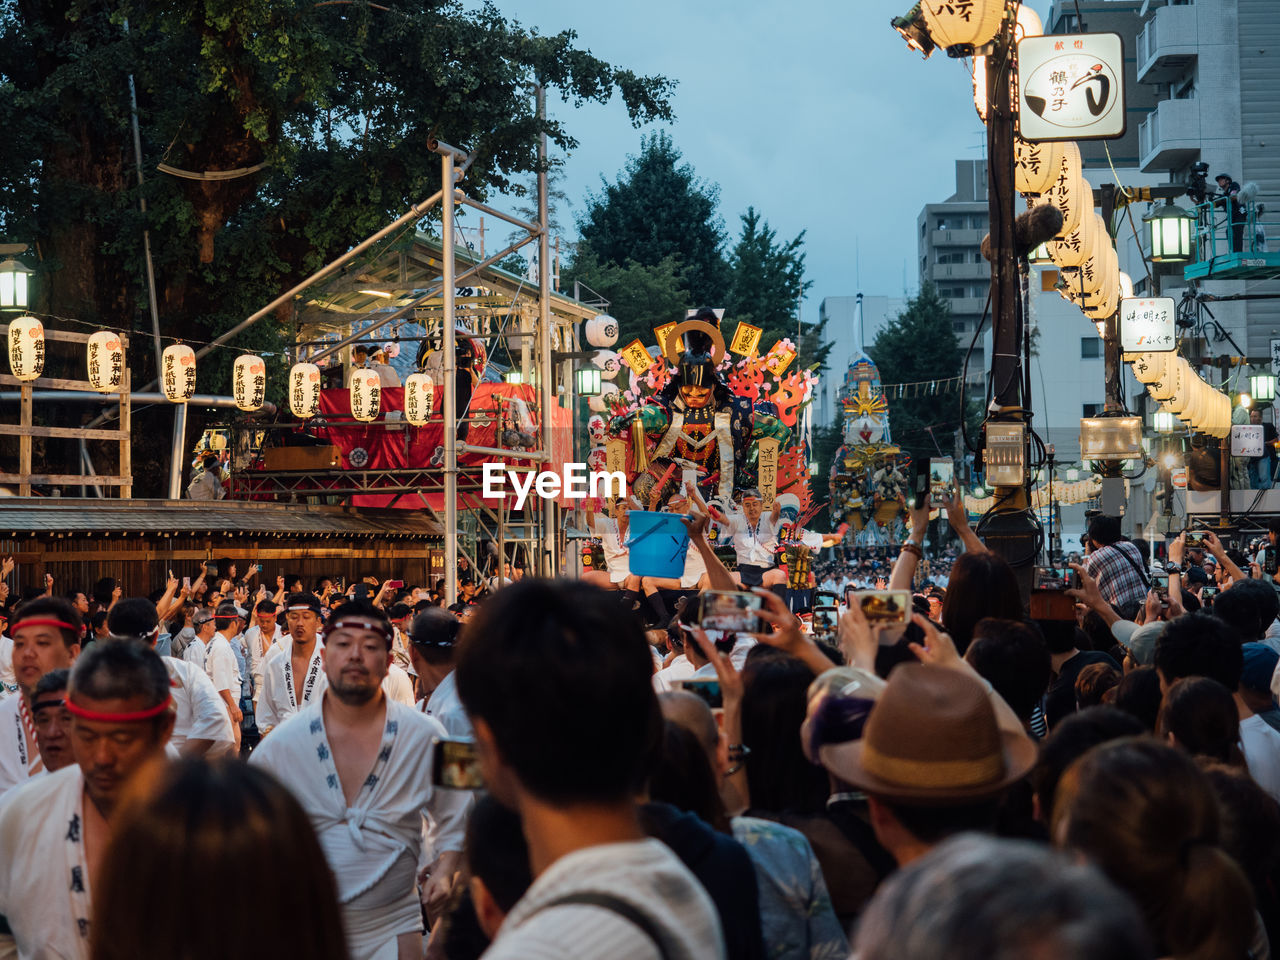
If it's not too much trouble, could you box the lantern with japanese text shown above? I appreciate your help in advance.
[1049,206,1097,269]
[584,315,620,348]
[161,343,197,402]
[1014,138,1064,195]
[350,369,381,422]
[86,332,125,392]
[587,447,608,472]
[6,316,44,382]
[920,0,1004,52]
[405,372,435,426]
[232,354,266,412]
[593,349,623,380]
[1131,352,1170,385]
[289,362,321,419]
[587,380,619,413]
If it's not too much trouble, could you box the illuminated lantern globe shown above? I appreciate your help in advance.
[404,372,436,426]
[233,354,266,412]
[7,316,44,382]
[86,331,124,392]
[920,0,1004,52]
[350,369,381,422]
[584,314,620,348]
[1014,138,1065,195]
[289,362,321,419]
[162,343,197,402]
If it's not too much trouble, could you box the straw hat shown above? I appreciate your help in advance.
[819,663,1037,805]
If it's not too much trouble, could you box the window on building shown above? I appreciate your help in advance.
[1081,338,1102,359]
[954,320,968,333]
[937,251,967,264]
[1082,403,1104,418]
[1172,74,1196,100]
[939,287,966,298]
[921,222,927,237]
[970,216,988,231]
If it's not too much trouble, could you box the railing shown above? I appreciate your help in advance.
[1191,197,1277,260]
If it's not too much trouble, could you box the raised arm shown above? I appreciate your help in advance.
[944,481,986,555]
[889,501,929,591]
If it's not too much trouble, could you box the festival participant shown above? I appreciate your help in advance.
[639,484,712,623]
[256,593,326,736]
[455,579,725,959]
[250,600,468,960]
[583,498,641,595]
[709,489,784,589]
[0,598,82,796]
[407,608,470,737]
[243,598,284,707]
[107,598,234,758]
[30,669,73,773]
[182,608,216,671]
[0,640,175,960]
[0,609,16,699]
[208,603,244,752]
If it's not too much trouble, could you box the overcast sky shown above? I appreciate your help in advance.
[481,0,1053,323]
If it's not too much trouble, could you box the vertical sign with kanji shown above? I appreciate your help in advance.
[757,437,779,508]
[605,437,628,476]
[729,322,763,357]
[1270,338,1280,377]
[619,339,654,378]
[1120,297,1176,353]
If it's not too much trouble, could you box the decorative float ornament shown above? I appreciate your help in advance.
[232,354,266,412]
[86,331,124,392]
[161,343,197,402]
[7,316,44,382]
[350,369,381,422]
[404,372,435,426]
[587,380,619,413]
[289,362,321,419]
[920,0,1004,53]
[593,349,623,380]
[584,314,620,348]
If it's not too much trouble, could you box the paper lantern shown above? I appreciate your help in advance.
[920,0,1004,51]
[232,354,266,412]
[289,362,321,419]
[593,349,622,381]
[584,315,620,348]
[86,331,124,392]
[350,369,381,422]
[1131,352,1168,384]
[588,414,607,444]
[161,343,197,402]
[1153,358,1189,404]
[1015,139,1064,195]
[6,316,44,382]
[1119,272,1134,300]
[587,380,619,413]
[1049,207,1097,269]
[405,372,435,426]
[587,447,608,472]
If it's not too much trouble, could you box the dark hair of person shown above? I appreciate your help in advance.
[1113,666,1163,732]
[1087,515,1122,547]
[70,640,170,737]
[1032,706,1145,825]
[34,668,70,698]
[1212,579,1279,643]
[92,577,116,608]
[882,797,1001,845]
[327,599,393,649]
[464,794,533,914]
[1158,677,1244,766]
[90,610,109,634]
[966,618,1052,722]
[649,719,730,834]
[456,580,660,805]
[741,655,830,815]
[107,598,160,641]
[1200,761,1280,944]
[13,597,83,648]
[410,608,460,665]
[1154,612,1243,691]
[89,760,347,960]
[940,552,1023,655]
[1075,661,1121,710]
[1035,618,1086,656]
[1077,610,1119,653]
[1053,738,1256,960]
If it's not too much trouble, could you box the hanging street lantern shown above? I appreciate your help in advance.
[233,354,266,412]
[162,344,197,402]
[1146,201,1196,263]
[584,315,620,348]
[87,332,124,392]
[289,362,321,419]
[1251,372,1277,404]
[576,366,602,397]
[593,349,622,380]
[920,0,1004,54]
[0,260,33,311]
[350,369,381,422]
[405,372,435,425]
[7,316,44,381]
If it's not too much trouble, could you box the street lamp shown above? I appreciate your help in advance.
[1251,373,1277,404]
[1028,242,1054,265]
[0,259,33,310]
[1153,410,1178,433]
[1145,201,1195,263]
[575,367,601,397]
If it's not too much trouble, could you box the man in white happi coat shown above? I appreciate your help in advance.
[0,599,82,799]
[108,598,235,757]
[0,608,17,700]
[183,607,217,672]
[251,600,469,960]
[243,598,285,708]
[0,639,175,960]
[407,609,471,738]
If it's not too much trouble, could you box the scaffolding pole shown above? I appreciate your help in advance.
[441,147,459,605]
[537,87,558,577]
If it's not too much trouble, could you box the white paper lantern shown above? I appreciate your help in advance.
[1050,208,1097,269]
[350,369,381,422]
[588,414,607,444]
[404,372,435,426]
[1119,272,1134,300]
[1014,139,1064,195]
[593,349,622,381]
[86,331,124,392]
[161,343,197,402]
[232,354,266,412]
[6,316,44,382]
[587,380,619,413]
[921,0,1004,51]
[584,315,620,348]
[1131,352,1168,384]
[289,362,321,419]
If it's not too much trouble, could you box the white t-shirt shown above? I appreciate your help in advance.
[728,514,777,568]
[1241,714,1280,803]
[652,654,694,693]
[163,656,236,755]
[205,634,241,697]
[594,516,630,581]
[484,839,725,960]
[0,635,14,698]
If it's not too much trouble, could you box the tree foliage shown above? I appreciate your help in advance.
[868,282,976,467]
[564,244,690,348]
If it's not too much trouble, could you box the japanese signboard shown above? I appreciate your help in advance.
[1271,338,1280,377]
[757,437,779,508]
[1017,33,1126,142]
[763,341,797,378]
[729,322,763,357]
[619,338,655,378]
[606,437,628,476]
[1232,424,1265,458]
[1120,297,1176,353]
[652,323,678,359]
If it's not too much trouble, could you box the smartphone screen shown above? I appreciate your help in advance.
[697,590,763,634]
[1186,530,1206,545]
[812,604,840,640]
[676,678,724,710]
[929,458,954,508]
[853,589,911,643]
[431,737,484,789]
[1151,572,1170,603]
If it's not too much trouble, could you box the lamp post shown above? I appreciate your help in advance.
[0,258,33,311]
[1146,201,1196,264]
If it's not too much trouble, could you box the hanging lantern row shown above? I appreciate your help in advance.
[232,354,266,412]
[404,372,435,426]
[161,343,197,403]
[7,316,45,382]
[1129,352,1230,438]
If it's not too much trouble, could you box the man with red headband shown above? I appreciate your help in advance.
[0,638,174,959]
[0,598,82,798]
[251,599,468,960]
[257,593,327,736]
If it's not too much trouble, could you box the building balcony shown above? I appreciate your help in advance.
[1137,4,1198,85]
[931,262,989,282]
[945,297,988,317]
[930,228,986,248]
[1139,98,1200,172]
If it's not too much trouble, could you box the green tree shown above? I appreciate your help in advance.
[564,243,690,350]
[725,207,827,370]
[868,282,976,467]
[0,1,674,493]
[574,131,729,305]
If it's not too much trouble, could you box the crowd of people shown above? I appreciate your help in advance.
[2,486,1280,960]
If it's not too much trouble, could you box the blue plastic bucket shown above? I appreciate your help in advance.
[626,511,691,579]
